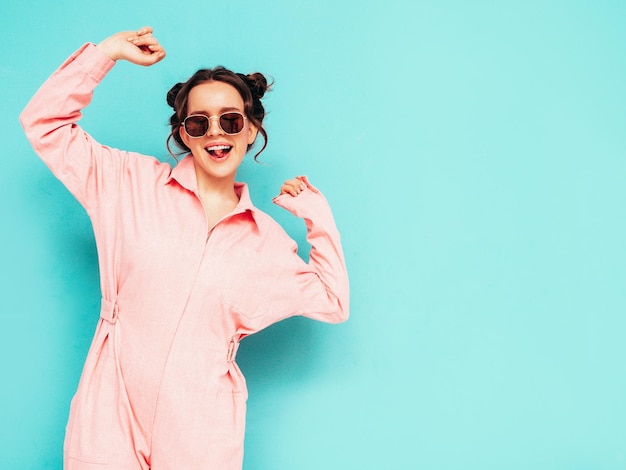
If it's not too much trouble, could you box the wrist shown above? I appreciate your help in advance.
[96,37,121,61]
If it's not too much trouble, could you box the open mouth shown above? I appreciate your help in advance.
[206,145,232,159]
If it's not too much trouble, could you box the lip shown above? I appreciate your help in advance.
[204,141,234,161]
[206,144,231,151]
[204,140,233,149]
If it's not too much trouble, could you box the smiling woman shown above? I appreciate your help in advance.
[18,26,349,470]
[177,81,259,204]
[166,65,271,161]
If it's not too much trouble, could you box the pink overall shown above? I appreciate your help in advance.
[20,43,349,469]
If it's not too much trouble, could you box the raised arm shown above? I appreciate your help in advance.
[273,176,350,324]
[19,27,166,209]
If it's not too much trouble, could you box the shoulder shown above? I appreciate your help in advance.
[125,150,171,168]
[119,150,175,183]
[251,206,297,245]
[252,206,288,233]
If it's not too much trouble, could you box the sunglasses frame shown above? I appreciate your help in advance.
[182,112,248,137]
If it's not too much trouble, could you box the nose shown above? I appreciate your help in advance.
[206,116,223,135]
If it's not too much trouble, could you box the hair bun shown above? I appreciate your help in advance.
[238,72,270,99]
[166,82,184,108]
[247,73,269,98]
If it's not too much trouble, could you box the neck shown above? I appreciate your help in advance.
[196,174,239,205]
[195,175,241,230]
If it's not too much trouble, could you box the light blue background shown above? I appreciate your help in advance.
[2,1,626,469]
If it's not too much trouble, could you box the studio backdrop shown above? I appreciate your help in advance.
[1,1,626,469]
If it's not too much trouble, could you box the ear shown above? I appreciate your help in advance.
[247,122,259,146]
[179,125,191,148]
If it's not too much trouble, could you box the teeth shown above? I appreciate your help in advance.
[206,145,231,151]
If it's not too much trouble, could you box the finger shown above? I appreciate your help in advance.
[279,184,297,196]
[141,48,166,65]
[295,176,310,190]
[126,29,152,44]
[127,36,166,62]
[127,36,160,49]
[285,178,303,188]
[132,47,166,66]
[136,26,154,36]
[131,37,159,46]
[288,178,306,192]
[280,182,303,197]
[147,44,164,53]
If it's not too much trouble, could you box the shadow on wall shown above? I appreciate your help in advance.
[237,315,322,387]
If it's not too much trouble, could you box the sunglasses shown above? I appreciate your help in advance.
[183,112,247,137]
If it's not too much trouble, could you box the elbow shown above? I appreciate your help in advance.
[326,293,350,324]
[328,276,350,323]
[18,109,29,132]
[333,308,350,324]
[19,107,37,143]
[301,293,349,324]
[336,292,350,322]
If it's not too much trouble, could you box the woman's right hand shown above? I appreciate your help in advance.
[97,26,166,66]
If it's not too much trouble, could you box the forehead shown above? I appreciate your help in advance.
[187,81,245,112]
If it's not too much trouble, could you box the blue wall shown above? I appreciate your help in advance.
[2,1,626,468]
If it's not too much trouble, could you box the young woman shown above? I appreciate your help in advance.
[20,26,349,469]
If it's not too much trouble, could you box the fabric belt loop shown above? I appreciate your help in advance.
[100,298,119,324]
[227,339,240,363]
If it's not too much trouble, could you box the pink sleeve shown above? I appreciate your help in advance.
[271,177,350,324]
[19,42,122,211]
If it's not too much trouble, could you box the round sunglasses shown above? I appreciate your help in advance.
[183,112,247,137]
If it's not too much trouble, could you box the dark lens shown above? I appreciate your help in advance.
[220,113,244,134]
[184,115,209,137]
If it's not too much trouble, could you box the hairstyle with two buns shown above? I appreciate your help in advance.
[166,67,272,160]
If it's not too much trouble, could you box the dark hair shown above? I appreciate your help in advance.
[166,66,271,161]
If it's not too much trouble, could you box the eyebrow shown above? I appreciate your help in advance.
[188,106,243,115]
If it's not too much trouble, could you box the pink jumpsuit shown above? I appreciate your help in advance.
[19,43,350,470]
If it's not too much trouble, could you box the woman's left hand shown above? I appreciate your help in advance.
[279,176,308,197]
